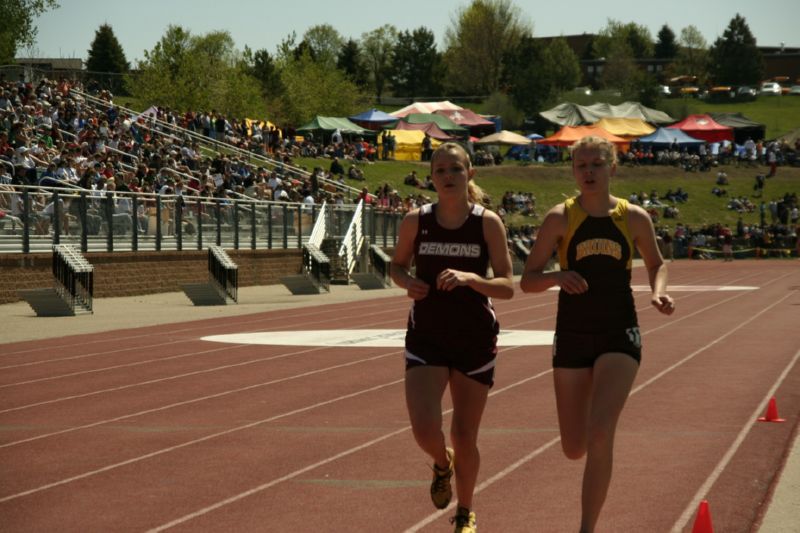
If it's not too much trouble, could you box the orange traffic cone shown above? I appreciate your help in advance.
[691,500,714,533]
[758,397,786,422]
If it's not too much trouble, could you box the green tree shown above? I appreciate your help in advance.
[337,39,369,88]
[86,24,130,94]
[361,25,397,101]
[0,0,58,64]
[598,36,636,88]
[443,0,530,95]
[502,36,580,116]
[654,24,678,59]
[241,46,284,99]
[483,91,523,130]
[129,26,263,118]
[709,14,763,86]
[670,25,710,84]
[302,24,344,70]
[276,31,298,66]
[592,20,656,101]
[389,27,442,98]
[593,19,654,59]
[274,51,368,125]
[544,37,581,95]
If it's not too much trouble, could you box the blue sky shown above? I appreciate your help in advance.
[29,0,799,63]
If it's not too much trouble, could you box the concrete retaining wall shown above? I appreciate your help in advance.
[0,249,303,304]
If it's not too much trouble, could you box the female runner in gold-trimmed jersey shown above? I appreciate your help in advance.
[521,136,675,533]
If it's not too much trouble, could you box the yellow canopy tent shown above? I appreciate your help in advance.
[593,117,655,139]
[378,129,442,161]
[245,118,280,138]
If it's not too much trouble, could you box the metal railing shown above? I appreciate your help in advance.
[0,185,402,254]
[0,158,15,183]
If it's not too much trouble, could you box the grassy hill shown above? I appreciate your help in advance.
[298,155,799,231]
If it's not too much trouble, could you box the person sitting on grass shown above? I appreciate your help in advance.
[348,164,365,181]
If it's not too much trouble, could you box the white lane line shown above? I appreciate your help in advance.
[0,307,410,390]
[0,342,241,389]
[5,271,792,519]
[0,339,186,371]
[0,376,404,503]
[151,277,792,532]
[671,345,800,532]
[403,287,796,533]
[144,351,544,532]
[0,350,395,446]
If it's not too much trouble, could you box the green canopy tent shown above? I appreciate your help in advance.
[708,112,766,144]
[401,113,467,135]
[297,116,372,143]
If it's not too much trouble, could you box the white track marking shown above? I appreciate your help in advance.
[144,351,544,532]
[671,345,800,532]
[548,284,758,292]
[4,269,793,530]
[201,329,554,347]
[151,279,793,532]
[0,298,410,358]
[403,286,796,532]
[0,350,395,445]
[0,377,404,503]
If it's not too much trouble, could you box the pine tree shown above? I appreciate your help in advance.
[654,24,678,59]
[86,24,130,94]
[709,14,763,86]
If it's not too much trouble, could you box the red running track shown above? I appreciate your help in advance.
[0,260,798,532]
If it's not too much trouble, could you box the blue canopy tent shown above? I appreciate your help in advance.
[636,127,705,149]
[349,108,398,130]
[505,133,557,162]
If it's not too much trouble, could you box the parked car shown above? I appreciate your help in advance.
[737,86,758,97]
[736,86,758,101]
[760,82,782,95]
[679,86,701,97]
[789,85,800,96]
[708,86,734,100]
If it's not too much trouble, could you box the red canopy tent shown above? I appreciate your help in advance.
[434,108,495,136]
[537,125,630,151]
[666,114,733,143]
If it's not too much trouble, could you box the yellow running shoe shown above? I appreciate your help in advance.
[450,507,477,533]
[430,446,454,509]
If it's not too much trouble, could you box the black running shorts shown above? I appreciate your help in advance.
[552,328,642,369]
[405,329,498,387]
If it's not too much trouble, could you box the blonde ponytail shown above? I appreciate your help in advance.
[468,181,486,204]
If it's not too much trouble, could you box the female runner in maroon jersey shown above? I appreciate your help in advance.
[391,142,513,532]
